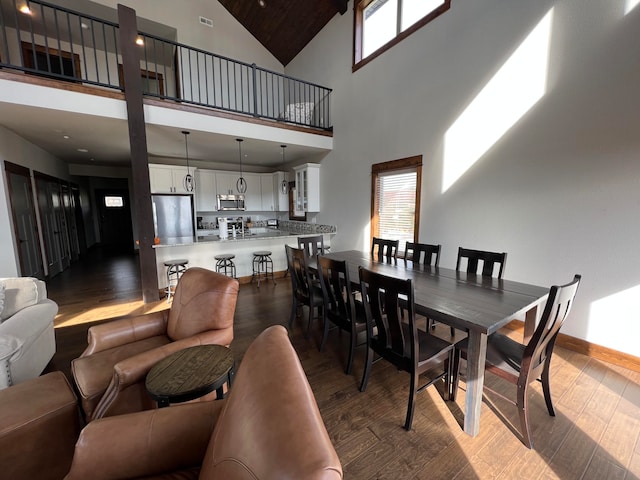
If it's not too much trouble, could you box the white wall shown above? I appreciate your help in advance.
[91,0,283,72]
[286,0,640,356]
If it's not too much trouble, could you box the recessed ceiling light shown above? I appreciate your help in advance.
[63,135,70,139]
[258,0,266,7]
[135,37,144,46]
[77,148,89,153]
[80,22,89,30]
[19,5,31,14]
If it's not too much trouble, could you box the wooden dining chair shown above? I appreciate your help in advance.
[316,256,367,375]
[285,245,323,338]
[371,237,399,262]
[451,274,581,449]
[358,267,455,431]
[404,242,440,267]
[456,247,507,278]
[298,235,325,258]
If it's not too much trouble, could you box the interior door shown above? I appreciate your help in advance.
[35,175,63,277]
[5,162,44,278]
[61,183,80,261]
[96,189,133,252]
[51,183,71,270]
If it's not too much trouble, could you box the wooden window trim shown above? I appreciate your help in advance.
[353,0,451,72]
[370,155,422,246]
[117,64,165,96]
[21,41,82,80]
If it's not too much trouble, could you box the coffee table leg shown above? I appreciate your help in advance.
[157,398,170,408]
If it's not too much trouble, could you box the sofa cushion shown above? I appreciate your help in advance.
[0,278,47,321]
[0,283,5,319]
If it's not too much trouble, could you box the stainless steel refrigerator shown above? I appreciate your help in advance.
[152,195,194,239]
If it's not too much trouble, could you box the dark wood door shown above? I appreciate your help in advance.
[96,189,133,252]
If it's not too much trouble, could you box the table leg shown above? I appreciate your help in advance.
[463,330,488,436]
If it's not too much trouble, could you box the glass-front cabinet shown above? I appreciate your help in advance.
[294,164,320,212]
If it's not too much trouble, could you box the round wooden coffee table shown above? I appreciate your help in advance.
[145,345,234,407]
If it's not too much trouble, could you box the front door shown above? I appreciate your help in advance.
[5,162,44,278]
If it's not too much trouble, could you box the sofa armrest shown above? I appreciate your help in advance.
[81,311,169,356]
[65,401,223,480]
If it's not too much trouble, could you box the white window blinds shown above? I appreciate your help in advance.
[376,170,417,246]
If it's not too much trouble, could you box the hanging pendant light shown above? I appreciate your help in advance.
[182,130,194,192]
[236,138,247,194]
[280,144,288,194]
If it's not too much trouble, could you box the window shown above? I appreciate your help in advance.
[104,196,124,208]
[354,0,450,71]
[118,65,165,96]
[21,42,81,80]
[371,156,422,248]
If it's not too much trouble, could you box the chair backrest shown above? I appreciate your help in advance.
[167,267,239,341]
[359,267,417,369]
[523,274,581,378]
[286,245,313,300]
[405,242,440,267]
[456,247,507,278]
[317,256,356,328]
[371,237,399,262]
[298,235,325,258]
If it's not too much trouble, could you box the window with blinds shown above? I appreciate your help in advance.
[371,156,422,250]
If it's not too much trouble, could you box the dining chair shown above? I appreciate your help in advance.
[358,267,455,431]
[298,235,325,258]
[403,242,444,333]
[371,237,399,262]
[285,245,323,338]
[316,256,367,375]
[456,247,507,278]
[451,274,581,449]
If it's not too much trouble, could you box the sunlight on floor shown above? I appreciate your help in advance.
[441,7,554,193]
[54,298,170,328]
[625,0,640,15]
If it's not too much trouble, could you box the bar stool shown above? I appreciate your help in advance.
[164,259,188,302]
[251,251,275,287]
[214,253,236,278]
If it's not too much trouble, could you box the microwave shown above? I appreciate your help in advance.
[217,194,245,211]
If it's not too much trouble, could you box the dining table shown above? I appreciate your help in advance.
[321,250,549,437]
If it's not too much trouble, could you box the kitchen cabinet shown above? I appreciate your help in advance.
[216,172,243,195]
[243,173,262,211]
[195,169,217,211]
[261,174,275,211]
[273,172,289,212]
[294,164,320,212]
[149,164,193,194]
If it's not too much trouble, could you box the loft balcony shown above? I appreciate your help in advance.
[0,0,333,135]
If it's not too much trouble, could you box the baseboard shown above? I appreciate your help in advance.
[504,320,640,373]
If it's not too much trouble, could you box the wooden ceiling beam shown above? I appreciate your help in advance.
[334,0,348,14]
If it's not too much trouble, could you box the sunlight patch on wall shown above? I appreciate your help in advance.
[625,0,640,15]
[589,284,640,355]
[441,8,554,193]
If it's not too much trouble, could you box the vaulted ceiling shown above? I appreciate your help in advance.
[218,0,348,66]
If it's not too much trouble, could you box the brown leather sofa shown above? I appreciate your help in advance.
[71,267,239,421]
[0,371,81,480]
[65,325,343,479]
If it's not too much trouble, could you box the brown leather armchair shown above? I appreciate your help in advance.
[65,325,343,480]
[71,267,239,421]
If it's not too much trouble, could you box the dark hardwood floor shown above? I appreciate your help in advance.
[46,249,640,479]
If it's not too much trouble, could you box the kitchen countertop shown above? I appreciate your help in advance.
[153,229,301,248]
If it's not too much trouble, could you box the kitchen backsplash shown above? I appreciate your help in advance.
[253,219,337,234]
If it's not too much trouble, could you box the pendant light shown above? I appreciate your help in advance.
[280,144,288,194]
[236,138,247,194]
[182,130,194,192]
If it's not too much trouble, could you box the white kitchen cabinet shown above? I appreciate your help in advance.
[243,173,262,211]
[273,172,289,212]
[195,169,217,211]
[149,164,194,194]
[216,172,242,195]
[294,163,320,212]
[261,174,275,211]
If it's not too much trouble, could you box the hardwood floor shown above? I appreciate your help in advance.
[46,249,640,479]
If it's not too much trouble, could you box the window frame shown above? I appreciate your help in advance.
[353,0,451,72]
[370,155,422,248]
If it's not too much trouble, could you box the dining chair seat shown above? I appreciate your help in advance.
[285,245,323,339]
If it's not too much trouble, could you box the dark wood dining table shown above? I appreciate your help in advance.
[321,250,549,437]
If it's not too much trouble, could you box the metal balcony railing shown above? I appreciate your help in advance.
[0,0,332,130]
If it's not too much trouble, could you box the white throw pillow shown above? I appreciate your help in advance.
[0,277,46,321]
[0,283,5,320]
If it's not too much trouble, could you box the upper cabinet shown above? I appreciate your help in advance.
[294,164,320,212]
[261,174,275,211]
[195,170,217,211]
[243,173,262,211]
[216,172,242,196]
[149,164,194,194]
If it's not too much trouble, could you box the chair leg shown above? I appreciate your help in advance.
[288,298,297,329]
[306,306,314,339]
[541,359,556,416]
[404,371,419,431]
[319,311,329,352]
[517,381,534,449]
[451,349,462,401]
[345,329,356,375]
[359,346,373,392]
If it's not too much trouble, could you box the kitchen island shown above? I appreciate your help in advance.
[153,228,331,288]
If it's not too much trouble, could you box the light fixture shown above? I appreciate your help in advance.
[236,138,247,194]
[19,5,31,14]
[135,37,144,46]
[280,145,288,194]
[258,0,267,8]
[182,130,194,192]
